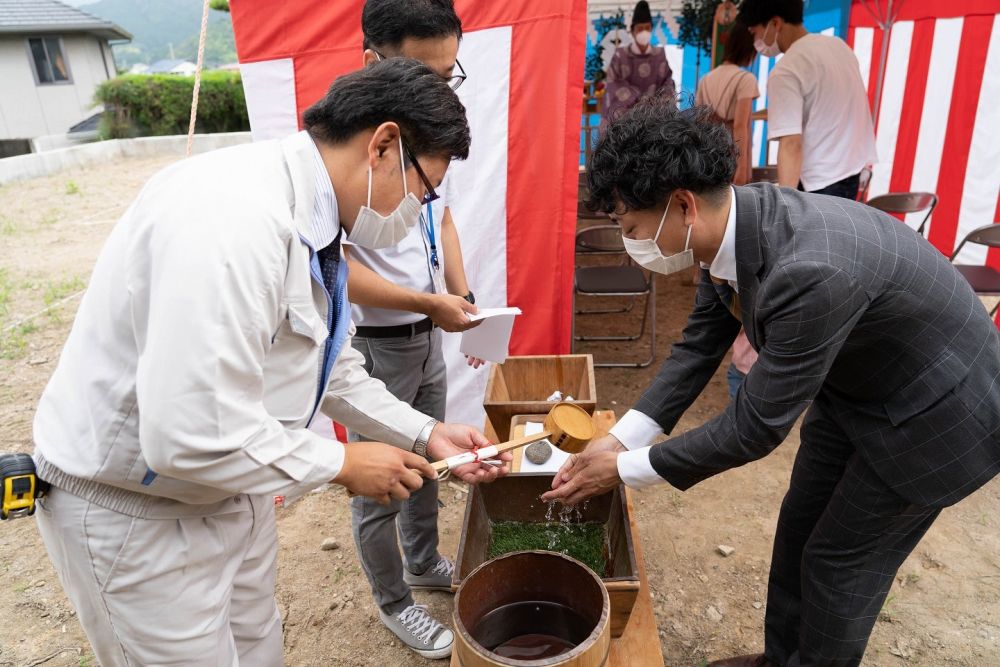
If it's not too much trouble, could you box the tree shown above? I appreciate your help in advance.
[585,11,626,82]
[209,0,229,11]
[677,0,717,84]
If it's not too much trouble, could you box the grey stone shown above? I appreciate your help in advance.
[525,441,553,465]
[717,544,735,557]
[706,606,724,622]
[320,538,340,551]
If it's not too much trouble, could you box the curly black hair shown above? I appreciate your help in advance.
[587,96,737,214]
[302,57,470,161]
[737,0,804,28]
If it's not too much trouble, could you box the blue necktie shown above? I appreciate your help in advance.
[316,230,342,332]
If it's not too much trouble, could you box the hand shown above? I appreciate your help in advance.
[541,435,626,505]
[465,355,486,369]
[427,422,512,484]
[549,434,625,491]
[425,294,481,333]
[333,442,437,505]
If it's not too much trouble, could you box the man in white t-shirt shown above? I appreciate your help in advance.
[341,0,487,660]
[739,0,876,199]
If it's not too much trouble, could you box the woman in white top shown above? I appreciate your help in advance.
[695,23,759,185]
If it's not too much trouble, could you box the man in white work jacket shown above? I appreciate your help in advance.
[31,58,508,666]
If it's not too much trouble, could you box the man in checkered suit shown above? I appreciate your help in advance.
[544,97,1000,666]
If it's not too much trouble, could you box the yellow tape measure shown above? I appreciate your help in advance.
[1,453,43,520]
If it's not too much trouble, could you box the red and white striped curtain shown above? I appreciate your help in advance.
[848,0,1000,275]
[229,0,587,426]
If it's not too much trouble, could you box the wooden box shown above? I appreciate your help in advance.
[484,354,596,441]
[453,474,640,638]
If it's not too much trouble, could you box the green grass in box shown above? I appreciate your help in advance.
[487,521,607,574]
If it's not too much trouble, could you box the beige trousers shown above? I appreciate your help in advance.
[36,487,283,666]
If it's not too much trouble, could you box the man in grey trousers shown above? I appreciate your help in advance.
[342,0,485,660]
[544,98,1000,667]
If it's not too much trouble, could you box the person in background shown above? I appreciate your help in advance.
[696,22,760,397]
[739,0,876,199]
[343,0,483,660]
[603,0,675,125]
[695,22,759,186]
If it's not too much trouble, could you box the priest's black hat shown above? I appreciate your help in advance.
[632,1,653,27]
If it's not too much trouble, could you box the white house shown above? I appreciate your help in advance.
[0,0,130,154]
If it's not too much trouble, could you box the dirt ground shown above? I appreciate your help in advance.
[0,156,997,667]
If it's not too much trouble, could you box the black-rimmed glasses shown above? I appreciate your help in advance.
[373,50,467,91]
[448,59,467,91]
[401,143,440,205]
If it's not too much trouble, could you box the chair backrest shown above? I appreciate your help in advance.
[866,192,937,215]
[751,166,778,184]
[577,168,607,220]
[576,224,625,254]
[856,166,873,202]
[867,191,938,236]
[950,223,1000,260]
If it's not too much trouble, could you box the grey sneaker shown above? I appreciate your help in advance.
[403,556,455,592]
[379,603,454,659]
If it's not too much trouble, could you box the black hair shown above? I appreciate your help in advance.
[587,96,736,214]
[362,0,463,51]
[302,58,470,161]
[724,21,757,67]
[737,0,804,27]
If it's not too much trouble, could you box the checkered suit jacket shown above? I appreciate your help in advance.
[640,183,1000,507]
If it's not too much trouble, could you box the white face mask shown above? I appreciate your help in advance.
[348,137,423,249]
[621,198,695,275]
[754,22,781,58]
[634,29,652,47]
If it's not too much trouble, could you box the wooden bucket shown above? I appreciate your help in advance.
[543,402,596,454]
[454,551,611,667]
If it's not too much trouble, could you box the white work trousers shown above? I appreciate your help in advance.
[36,487,284,666]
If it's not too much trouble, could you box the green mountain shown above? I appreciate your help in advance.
[81,0,237,69]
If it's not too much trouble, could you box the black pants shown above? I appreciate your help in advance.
[801,173,861,200]
[764,399,940,667]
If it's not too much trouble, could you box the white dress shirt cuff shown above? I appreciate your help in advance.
[609,409,664,451]
[616,447,665,489]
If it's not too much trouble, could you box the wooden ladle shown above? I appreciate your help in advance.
[431,401,596,475]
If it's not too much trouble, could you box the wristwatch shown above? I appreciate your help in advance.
[463,291,476,304]
[414,419,438,459]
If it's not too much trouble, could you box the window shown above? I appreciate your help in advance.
[27,37,71,84]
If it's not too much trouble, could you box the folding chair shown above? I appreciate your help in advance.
[856,166,873,202]
[867,192,938,236]
[574,223,633,316]
[572,225,656,368]
[577,168,608,221]
[950,223,1000,316]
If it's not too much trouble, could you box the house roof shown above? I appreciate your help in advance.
[0,0,132,41]
[147,59,196,74]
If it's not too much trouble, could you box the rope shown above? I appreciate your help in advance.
[186,0,212,157]
[1,290,84,334]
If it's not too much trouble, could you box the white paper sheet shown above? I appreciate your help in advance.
[515,421,571,475]
[460,307,522,363]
